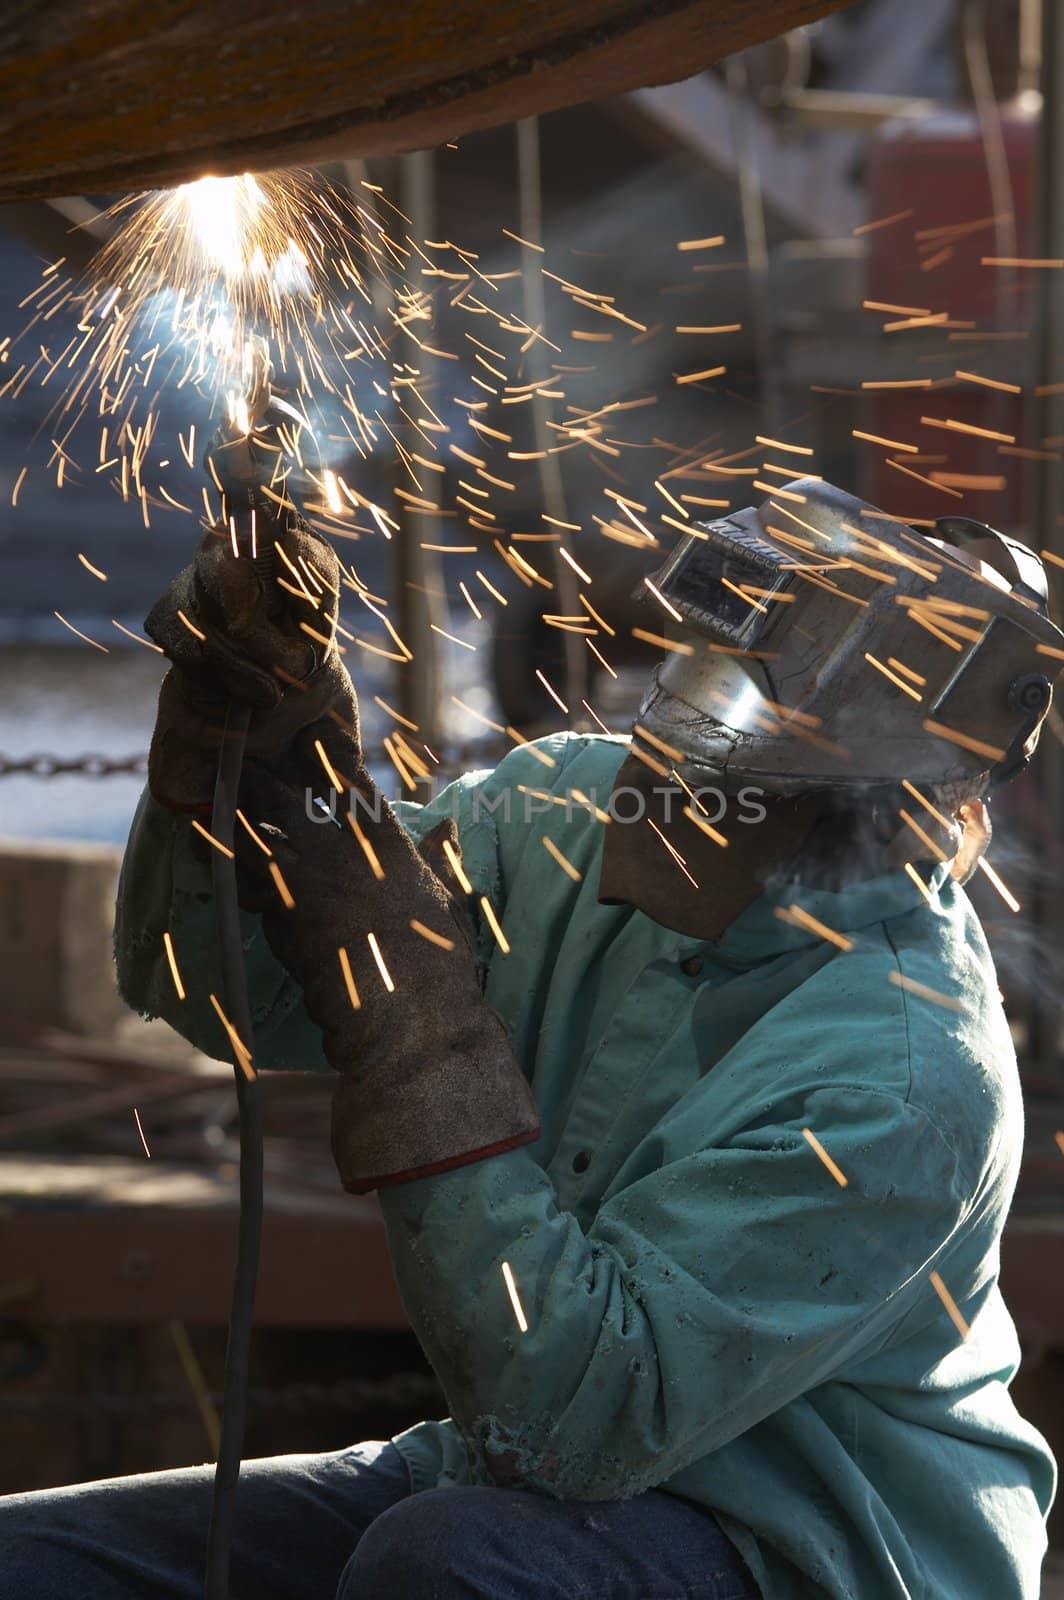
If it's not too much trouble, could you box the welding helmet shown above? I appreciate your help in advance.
[631,479,1063,798]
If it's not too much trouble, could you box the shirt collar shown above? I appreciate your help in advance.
[673,860,953,966]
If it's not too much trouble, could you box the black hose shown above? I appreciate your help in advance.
[205,699,264,1600]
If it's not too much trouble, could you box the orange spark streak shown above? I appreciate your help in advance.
[162,931,186,999]
[802,1127,849,1187]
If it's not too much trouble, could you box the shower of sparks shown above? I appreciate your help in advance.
[6,180,1059,1161]
[501,1260,529,1333]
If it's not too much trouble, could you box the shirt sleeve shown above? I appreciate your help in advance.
[377,1081,969,1501]
[113,771,502,1070]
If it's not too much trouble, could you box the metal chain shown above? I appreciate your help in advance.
[0,736,513,779]
[0,753,148,778]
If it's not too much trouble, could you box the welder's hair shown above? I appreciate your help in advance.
[783,772,990,892]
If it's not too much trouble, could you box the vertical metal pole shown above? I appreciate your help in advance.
[724,56,780,435]
[1026,0,1064,1074]
[346,154,444,744]
[397,150,446,743]
[516,117,587,721]
[1019,0,1043,95]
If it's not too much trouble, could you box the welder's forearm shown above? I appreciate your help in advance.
[378,1148,669,1501]
[114,788,328,1071]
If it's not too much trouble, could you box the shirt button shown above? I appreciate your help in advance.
[681,955,704,977]
[572,1151,591,1174]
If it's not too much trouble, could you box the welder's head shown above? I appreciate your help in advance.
[599,480,1064,938]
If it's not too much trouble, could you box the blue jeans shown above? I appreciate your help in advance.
[1,1439,760,1599]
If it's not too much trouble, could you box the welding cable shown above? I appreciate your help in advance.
[205,698,263,1600]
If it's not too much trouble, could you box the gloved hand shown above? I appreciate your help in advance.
[234,723,541,1194]
[144,516,355,812]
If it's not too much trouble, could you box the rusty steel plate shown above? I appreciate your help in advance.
[0,1,851,200]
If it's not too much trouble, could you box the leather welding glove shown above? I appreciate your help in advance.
[234,728,541,1194]
[144,517,355,812]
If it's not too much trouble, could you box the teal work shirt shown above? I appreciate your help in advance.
[115,732,1055,1598]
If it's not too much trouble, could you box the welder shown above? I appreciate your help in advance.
[3,479,1059,1599]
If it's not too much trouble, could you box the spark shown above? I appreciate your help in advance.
[558,545,592,583]
[865,652,922,701]
[900,779,950,828]
[853,429,919,454]
[536,668,569,715]
[888,971,965,1012]
[441,837,473,895]
[162,930,186,999]
[929,1270,970,1340]
[579,641,611,685]
[542,836,582,881]
[904,862,934,904]
[373,695,418,732]
[480,897,511,954]
[410,919,456,951]
[501,1260,529,1332]
[775,905,854,952]
[648,817,698,886]
[77,552,108,581]
[982,256,1064,268]
[235,807,273,857]
[675,364,727,385]
[190,819,234,858]
[53,612,108,651]
[899,808,949,862]
[338,947,362,1010]
[977,857,1021,913]
[853,208,914,235]
[755,436,814,457]
[132,1106,152,1158]
[112,620,164,651]
[954,369,1022,394]
[430,623,476,651]
[922,719,1006,763]
[209,993,255,1079]
[367,932,395,992]
[802,1127,849,1187]
[920,416,1016,445]
[631,628,694,655]
[886,458,964,499]
[176,608,207,641]
[677,236,725,251]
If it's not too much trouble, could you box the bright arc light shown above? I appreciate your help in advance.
[180,174,261,280]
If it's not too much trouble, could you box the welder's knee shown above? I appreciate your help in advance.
[0,1498,112,1599]
[337,1486,505,1599]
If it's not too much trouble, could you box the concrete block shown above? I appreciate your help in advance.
[0,837,123,1037]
